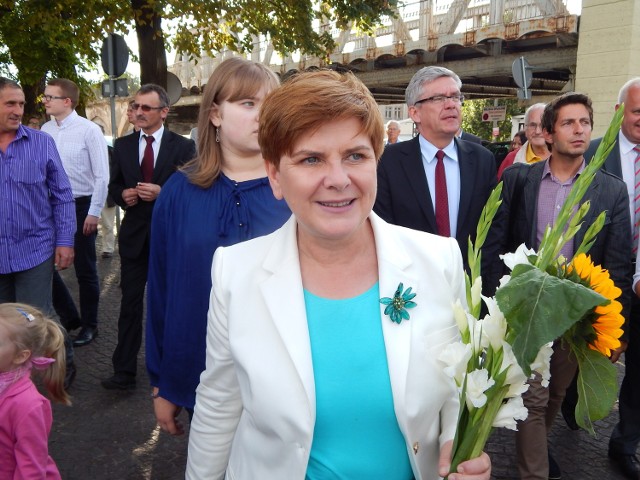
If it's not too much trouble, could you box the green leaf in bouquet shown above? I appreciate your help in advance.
[496,264,606,375]
[574,346,618,434]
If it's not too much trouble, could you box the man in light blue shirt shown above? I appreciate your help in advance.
[42,78,109,347]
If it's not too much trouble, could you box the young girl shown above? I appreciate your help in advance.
[0,303,70,479]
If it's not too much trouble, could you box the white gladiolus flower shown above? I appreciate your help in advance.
[438,342,473,385]
[498,274,512,289]
[480,297,507,351]
[492,396,528,430]
[500,244,536,271]
[452,299,469,335]
[465,369,495,409]
[469,318,483,354]
[471,276,482,310]
[501,342,529,397]
[530,342,553,387]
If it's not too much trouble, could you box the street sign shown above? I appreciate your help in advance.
[512,57,532,89]
[482,106,507,122]
[166,72,183,105]
[517,88,532,100]
[101,34,129,77]
[101,78,128,97]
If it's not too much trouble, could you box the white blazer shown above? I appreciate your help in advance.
[186,213,465,480]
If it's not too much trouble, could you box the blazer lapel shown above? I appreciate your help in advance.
[126,133,144,184]
[370,213,419,432]
[455,138,473,236]
[259,217,315,413]
[604,140,623,177]
[524,163,543,247]
[152,129,173,183]
[401,137,438,231]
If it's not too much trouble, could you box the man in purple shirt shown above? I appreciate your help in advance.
[484,92,631,480]
[0,77,77,385]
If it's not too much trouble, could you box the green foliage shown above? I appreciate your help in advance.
[0,0,129,113]
[496,264,605,376]
[461,98,523,142]
[169,0,396,62]
[0,0,396,112]
[575,347,618,434]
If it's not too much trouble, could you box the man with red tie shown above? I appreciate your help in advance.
[103,84,195,390]
[374,66,496,271]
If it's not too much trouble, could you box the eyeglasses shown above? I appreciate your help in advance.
[526,122,543,131]
[414,94,464,106]
[42,95,67,102]
[132,103,165,112]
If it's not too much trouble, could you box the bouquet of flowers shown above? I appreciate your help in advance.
[439,105,626,474]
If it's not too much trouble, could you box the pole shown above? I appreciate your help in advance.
[520,57,529,100]
[106,33,121,229]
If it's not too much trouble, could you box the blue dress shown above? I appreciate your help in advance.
[146,171,291,409]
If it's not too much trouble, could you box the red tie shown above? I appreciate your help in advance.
[435,149,450,237]
[141,135,154,182]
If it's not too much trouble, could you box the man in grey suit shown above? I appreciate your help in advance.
[582,77,640,479]
[484,92,631,480]
[102,84,196,391]
[374,66,496,271]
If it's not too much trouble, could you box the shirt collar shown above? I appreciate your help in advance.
[55,110,78,128]
[542,157,585,182]
[140,124,164,143]
[419,135,458,164]
[619,130,638,155]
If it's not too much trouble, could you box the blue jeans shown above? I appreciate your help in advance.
[53,197,100,329]
[0,255,74,365]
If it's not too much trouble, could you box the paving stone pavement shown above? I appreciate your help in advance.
[49,232,190,480]
[48,230,632,479]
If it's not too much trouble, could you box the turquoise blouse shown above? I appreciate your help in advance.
[304,283,413,480]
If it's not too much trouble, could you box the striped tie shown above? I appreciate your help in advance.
[634,145,640,253]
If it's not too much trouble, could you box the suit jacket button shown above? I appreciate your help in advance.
[413,442,419,454]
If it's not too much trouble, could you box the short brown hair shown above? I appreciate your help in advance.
[48,78,79,108]
[259,70,384,169]
[542,92,593,134]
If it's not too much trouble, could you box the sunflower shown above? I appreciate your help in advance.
[566,253,624,357]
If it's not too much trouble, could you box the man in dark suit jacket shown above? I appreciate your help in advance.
[102,84,196,390]
[374,66,496,270]
[583,77,640,479]
[483,93,631,480]
[458,129,484,144]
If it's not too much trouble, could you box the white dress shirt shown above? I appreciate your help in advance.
[137,125,164,167]
[42,110,109,218]
[617,130,638,233]
[418,135,461,237]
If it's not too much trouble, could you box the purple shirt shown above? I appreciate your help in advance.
[0,125,75,274]
[536,158,585,260]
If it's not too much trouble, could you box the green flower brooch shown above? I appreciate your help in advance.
[380,282,417,324]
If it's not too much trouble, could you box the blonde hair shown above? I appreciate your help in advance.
[181,57,280,188]
[259,70,385,169]
[0,303,70,405]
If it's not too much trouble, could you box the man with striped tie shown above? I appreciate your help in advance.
[582,78,640,480]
